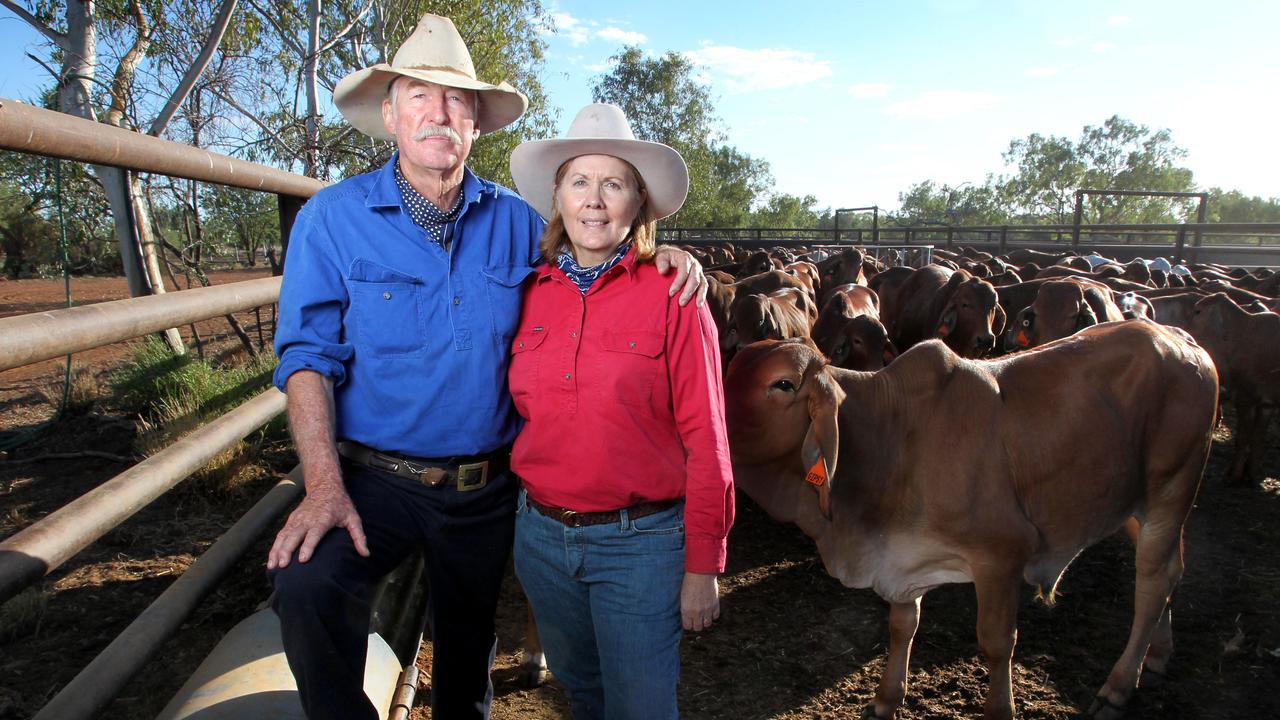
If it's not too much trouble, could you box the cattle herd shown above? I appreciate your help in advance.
[679,242,1279,720]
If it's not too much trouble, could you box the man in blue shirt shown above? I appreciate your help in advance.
[265,14,703,720]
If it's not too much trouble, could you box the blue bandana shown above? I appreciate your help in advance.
[556,243,632,294]
[394,161,464,249]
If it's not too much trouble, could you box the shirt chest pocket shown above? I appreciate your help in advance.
[508,328,549,413]
[483,265,536,346]
[597,329,665,406]
[348,262,428,357]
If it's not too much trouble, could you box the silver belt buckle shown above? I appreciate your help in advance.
[456,461,489,491]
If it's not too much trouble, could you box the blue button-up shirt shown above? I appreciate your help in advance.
[273,154,545,456]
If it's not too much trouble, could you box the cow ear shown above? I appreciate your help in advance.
[936,307,957,338]
[992,302,1007,336]
[800,370,842,520]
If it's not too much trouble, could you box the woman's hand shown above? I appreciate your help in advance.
[654,246,707,307]
[680,571,720,631]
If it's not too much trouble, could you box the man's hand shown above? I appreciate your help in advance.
[654,246,707,307]
[267,482,369,569]
[680,571,720,632]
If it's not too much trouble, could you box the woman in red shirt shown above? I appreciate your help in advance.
[507,103,735,719]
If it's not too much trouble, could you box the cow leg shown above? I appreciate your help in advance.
[1090,512,1187,719]
[1240,402,1273,486]
[518,601,548,688]
[868,597,922,720]
[973,572,1020,720]
[1121,518,1173,685]
[1225,397,1258,485]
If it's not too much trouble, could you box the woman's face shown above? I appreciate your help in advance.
[555,154,645,266]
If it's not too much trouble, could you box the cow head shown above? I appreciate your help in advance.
[824,315,895,371]
[725,338,845,520]
[935,276,1003,358]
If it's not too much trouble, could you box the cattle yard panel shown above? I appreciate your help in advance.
[0,99,424,718]
[661,222,1280,268]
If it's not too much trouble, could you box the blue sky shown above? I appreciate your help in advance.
[2,1,1276,212]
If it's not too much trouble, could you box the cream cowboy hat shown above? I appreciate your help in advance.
[333,14,528,139]
[510,103,689,221]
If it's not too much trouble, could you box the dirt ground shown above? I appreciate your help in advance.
[1,273,1278,720]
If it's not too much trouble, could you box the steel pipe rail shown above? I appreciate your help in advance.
[32,469,303,720]
[0,99,325,198]
[0,388,287,605]
[0,275,281,372]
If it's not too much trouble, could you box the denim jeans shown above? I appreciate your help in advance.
[514,489,685,720]
[269,460,517,720]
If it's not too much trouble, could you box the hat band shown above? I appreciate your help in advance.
[394,65,479,82]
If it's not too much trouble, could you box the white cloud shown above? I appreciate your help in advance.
[849,83,892,99]
[1023,66,1059,78]
[552,12,590,46]
[683,45,833,93]
[1107,15,1131,27]
[882,91,1003,120]
[1092,41,1115,53]
[596,27,647,45]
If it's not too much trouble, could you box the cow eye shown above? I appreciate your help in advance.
[770,379,797,392]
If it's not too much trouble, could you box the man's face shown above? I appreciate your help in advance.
[381,78,479,178]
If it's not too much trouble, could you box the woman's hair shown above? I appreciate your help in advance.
[537,156,658,264]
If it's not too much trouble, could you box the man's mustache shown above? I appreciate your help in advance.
[412,125,463,144]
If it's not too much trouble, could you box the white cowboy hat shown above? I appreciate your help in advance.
[333,14,528,139]
[510,103,689,221]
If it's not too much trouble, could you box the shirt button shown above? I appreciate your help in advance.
[564,373,571,380]
[453,297,460,305]
[383,292,391,300]
[628,341,636,348]
[570,331,577,337]
[518,341,524,348]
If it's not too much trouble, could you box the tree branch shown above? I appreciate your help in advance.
[149,0,240,137]
[0,0,66,47]
[205,86,302,160]
[242,0,306,57]
[316,0,375,55]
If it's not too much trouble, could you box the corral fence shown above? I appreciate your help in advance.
[0,98,424,720]
[660,218,1280,268]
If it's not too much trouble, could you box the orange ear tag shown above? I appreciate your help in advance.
[805,460,828,487]
[1016,329,1030,347]
[936,323,950,338]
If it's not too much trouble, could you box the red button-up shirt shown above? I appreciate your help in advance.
[508,249,735,573]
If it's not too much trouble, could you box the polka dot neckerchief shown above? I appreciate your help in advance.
[393,161,464,250]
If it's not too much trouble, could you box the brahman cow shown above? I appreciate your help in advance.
[727,287,816,353]
[874,265,1005,358]
[812,286,895,371]
[1009,277,1125,350]
[1187,292,1280,485]
[724,321,1218,720]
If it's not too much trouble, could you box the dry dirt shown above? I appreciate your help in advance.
[1,272,1278,720]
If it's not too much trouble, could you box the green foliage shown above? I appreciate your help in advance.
[1208,188,1280,223]
[591,47,777,228]
[997,116,1197,224]
[0,151,118,277]
[113,337,277,427]
[896,180,1008,226]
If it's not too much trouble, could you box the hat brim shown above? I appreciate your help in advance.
[333,65,529,140]
[510,138,690,222]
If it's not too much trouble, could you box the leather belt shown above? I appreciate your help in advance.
[337,441,509,492]
[526,495,679,528]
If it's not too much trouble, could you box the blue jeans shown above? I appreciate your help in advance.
[514,489,685,720]
[269,460,517,720]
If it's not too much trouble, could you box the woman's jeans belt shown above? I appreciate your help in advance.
[336,440,508,491]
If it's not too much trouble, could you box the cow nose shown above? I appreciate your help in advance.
[976,334,995,351]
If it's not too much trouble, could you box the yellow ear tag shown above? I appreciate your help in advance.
[805,459,828,487]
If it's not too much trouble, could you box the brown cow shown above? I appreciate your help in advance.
[1009,277,1125,350]
[876,265,1005,358]
[1187,292,1280,485]
[727,287,816,353]
[724,322,1217,720]
[812,286,895,371]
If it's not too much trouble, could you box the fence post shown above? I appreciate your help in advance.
[277,194,307,273]
[1071,191,1084,251]
[999,226,1008,255]
[1174,225,1187,265]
